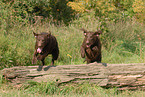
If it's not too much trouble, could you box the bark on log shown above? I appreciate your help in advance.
[1,62,145,90]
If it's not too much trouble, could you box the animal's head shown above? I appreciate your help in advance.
[33,31,51,53]
[81,28,102,48]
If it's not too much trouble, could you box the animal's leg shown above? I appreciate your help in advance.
[41,59,45,66]
[96,53,101,63]
[87,60,91,64]
[52,48,59,60]
[86,48,93,59]
[86,57,91,64]
[51,48,59,66]
[92,46,101,62]
[92,46,98,50]
[37,54,46,66]
[81,46,85,58]
[50,59,54,66]
[32,50,38,64]
[92,46,99,54]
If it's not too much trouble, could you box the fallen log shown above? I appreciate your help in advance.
[1,62,145,90]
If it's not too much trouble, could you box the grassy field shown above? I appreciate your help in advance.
[0,81,145,97]
[1,9,145,97]
[1,13,145,69]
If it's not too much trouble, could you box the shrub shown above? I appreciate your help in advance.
[67,2,85,14]
[132,0,145,23]
[50,0,75,25]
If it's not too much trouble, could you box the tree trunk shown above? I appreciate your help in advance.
[1,62,145,90]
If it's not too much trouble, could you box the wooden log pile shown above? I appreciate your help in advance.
[1,62,145,90]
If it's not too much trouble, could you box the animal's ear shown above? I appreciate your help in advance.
[47,31,51,37]
[94,30,102,36]
[80,28,88,36]
[33,31,38,38]
[48,31,51,35]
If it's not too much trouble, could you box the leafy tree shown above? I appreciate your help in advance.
[50,0,75,25]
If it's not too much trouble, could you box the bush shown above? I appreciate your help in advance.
[132,0,145,23]
[50,0,75,25]
[1,0,145,70]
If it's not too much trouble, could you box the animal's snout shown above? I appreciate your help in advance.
[86,40,90,44]
[38,41,43,47]
[37,41,43,53]
[86,40,89,44]
[86,40,90,48]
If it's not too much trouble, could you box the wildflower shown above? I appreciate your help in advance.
[67,54,72,58]
[57,9,59,11]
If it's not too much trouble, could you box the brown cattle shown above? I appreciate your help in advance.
[32,32,59,66]
[80,28,102,64]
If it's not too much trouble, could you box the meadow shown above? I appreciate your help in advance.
[1,14,145,96]
[1,0,145,96]
[1,80,145,97]
[1,13,145,69]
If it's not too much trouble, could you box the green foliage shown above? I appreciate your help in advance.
[93,1,131,32]
[50,0,75,25]
[1,0,145,69]
[0,0,76,27]
[132,0,145,23]
[1,0,145,27]
[1,12,145,69]
[1,0,145,96]
[1,81,145,97]
[0,75,3,85]
[22,81,58,95]
[102,20,145,63]
[0,30,33,68]
[67,1,85,13]
[21,81,107,95]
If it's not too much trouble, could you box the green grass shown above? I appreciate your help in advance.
[1,10,145,97]
[1,15,145,69]
[1,2,145,96]
[0,81,145,97]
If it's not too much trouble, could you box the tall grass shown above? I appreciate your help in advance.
[1,81,145,97]
[1,2,145,97]
[1,13,145,69]
[102,19,145,63]
[1,19,145,95]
